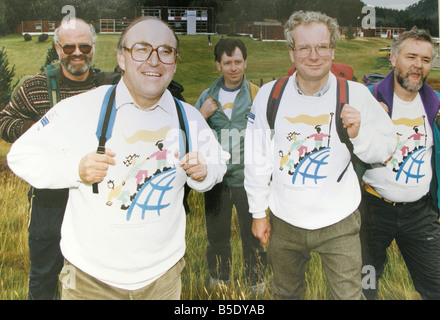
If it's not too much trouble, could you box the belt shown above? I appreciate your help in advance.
[362,182,407,206]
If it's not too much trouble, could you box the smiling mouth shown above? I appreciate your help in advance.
[142,72,161,77]
[69,58,85,63]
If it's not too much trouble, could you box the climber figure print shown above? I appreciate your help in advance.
[387,115,428,184]
[279,112,334,185]
[104,126,181,221]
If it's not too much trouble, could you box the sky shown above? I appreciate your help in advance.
[364,0,424,11]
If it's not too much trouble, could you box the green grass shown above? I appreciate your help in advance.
[1,33,436,300]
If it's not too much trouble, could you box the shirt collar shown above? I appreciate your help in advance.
[292,72,332,97]
[114,78,174,114]
[220,78,243,92]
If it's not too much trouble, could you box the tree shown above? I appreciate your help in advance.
[44,42,59,67]
[0,47,16,110]
[345,25,356,41]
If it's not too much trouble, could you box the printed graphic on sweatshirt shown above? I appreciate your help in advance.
[385,115,427,184]
[278,113,334,185]
[105,127,180,221]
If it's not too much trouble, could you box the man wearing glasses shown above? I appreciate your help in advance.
[244,11,396,299]
[7,16,228,300]
[0,17,97,300]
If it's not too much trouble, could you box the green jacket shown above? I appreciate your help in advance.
[195,75,258,187]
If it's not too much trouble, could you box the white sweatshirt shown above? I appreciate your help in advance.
[244,73,396,230]
[8,79,229,290]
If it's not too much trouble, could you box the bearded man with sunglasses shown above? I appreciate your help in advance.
[0,17,98,300]
[7,16,228,300]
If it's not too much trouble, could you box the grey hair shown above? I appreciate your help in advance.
[391,26,436,59]
[284,10,340,49]
[53,18,97,44]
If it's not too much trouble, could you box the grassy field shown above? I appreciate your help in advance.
[1,33,439,300]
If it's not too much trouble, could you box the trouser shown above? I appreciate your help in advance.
[61,258,185,300]
[27,187,68,300]
[268,210,365,300]
[361,191,440,300]
[204,183,266,282]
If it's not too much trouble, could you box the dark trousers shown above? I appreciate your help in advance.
[27,188,68,300]
[204,182,266,282]
[361,191,440,300]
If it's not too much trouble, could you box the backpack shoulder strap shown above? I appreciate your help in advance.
[335,77,350,149]
[248,80,259,102]
[93,85,117,193]
[44,64,61,108]
[334,78,356,182]
[173,97,191,157]
[267,76,289,130]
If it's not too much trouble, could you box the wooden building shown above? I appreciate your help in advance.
[243,21,285,41]
[20,21,61,35]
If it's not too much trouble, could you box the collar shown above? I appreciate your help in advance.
[292,72,331,97]
[209,74,249,98]
[220,80,243,92]
[375,70,439,126]
[114,78,173,114]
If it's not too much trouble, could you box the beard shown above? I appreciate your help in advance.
[395,67,427,92]
[61,54,93,76]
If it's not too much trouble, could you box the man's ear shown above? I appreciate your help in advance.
[390,53,397,69]
[117,51,125,72]
[289,47,295,64]
[216,61,221,73]
[54,42,62,59]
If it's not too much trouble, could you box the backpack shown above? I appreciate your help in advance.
[44,63,62,108]
[92,85,190,194]
[362,73,385,86]
[266,76,365,182]
[42,62,101,108]
[248,80,259,102]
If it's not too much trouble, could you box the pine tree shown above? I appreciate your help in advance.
[44,42,59,67]
[345,25,356,41]
[0,47,16,110]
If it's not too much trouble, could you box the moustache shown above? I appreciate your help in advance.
[406,68,423,78]
[67,55,87,62]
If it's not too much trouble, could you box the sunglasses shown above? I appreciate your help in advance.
[57,42,93,55]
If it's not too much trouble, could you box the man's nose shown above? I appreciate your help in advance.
[72,45,82,56]
[414,57,423,68]
[146,50,160,66]
[309,47,319,59]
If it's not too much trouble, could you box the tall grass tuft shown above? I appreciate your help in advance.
[0,148,30,300]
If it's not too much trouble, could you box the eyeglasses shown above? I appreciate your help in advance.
[123,42,178,65]
[57,42,93,55]
[292,43,333,58]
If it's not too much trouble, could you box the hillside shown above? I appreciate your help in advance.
[406,0,438,20]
